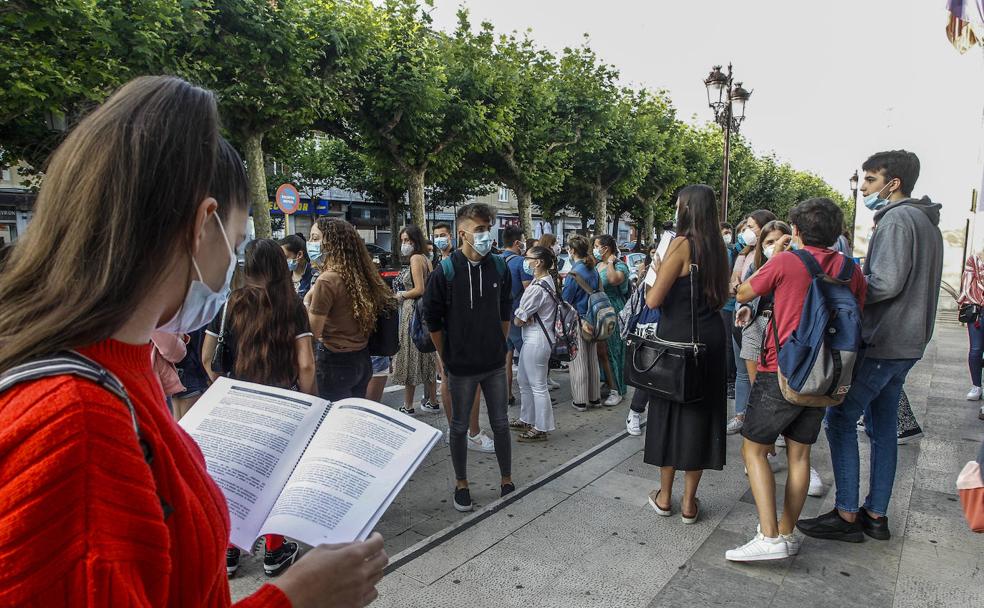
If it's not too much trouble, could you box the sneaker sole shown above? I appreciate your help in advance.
[626,427,642,436]
[862,528,891,541]
[795,527,864,543]
[571,405,588,412]
[453,500,474,512]
[807,487,824,497]
[264,549,299,577]
[725,550,790,562]
[226,566,239,577]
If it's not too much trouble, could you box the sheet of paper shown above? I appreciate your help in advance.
[260,398,441,545]
[179,377,328,550]
[643,266,658,287]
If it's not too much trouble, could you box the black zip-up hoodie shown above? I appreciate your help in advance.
[422,250,512,377]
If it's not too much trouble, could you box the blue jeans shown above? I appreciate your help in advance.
[825,356,918,516]
[733,336,751,415]
[968,322,984,387]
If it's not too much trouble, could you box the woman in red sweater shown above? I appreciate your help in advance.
[0,76,386,607]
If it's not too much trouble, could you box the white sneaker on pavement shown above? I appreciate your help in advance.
[808,467,824,497]
[725,528,790,562]
[626,411,642,436]
[467,430,495,453]
[780,531,802,556]
[967,386,982,401]
[726,416,744,434]
[604,392,622,407]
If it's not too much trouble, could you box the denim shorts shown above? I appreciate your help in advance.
[371,356,391,376]
[741,372,825,445]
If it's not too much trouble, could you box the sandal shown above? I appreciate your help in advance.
[509,419,533,432]
[648,489,672,516]
[517,429,548,443]
[681,498,700,525]
[399,406,416,416]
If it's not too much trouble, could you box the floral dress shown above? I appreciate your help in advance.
[600,260,631,395]
[391,265,437,386]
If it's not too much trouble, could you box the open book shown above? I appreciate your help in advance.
[179,377,441,551]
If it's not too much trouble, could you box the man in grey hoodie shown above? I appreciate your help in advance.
[798,150,943,543]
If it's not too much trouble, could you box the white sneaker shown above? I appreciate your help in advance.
[767,453,782,473]
[604,392,622,407]
[808,467,824,497]
[626,411,642,436]
[547,377,561,391]
[780,531,802,556]
[967,386,982,401]
[775,435,786,448]
[725,529,790,562]
[726,416,744,434]
[856,417,866,432]
[467,430,495,453]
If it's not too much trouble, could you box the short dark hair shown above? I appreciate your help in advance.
[433,222,452,233]
[503,225,524,248]
[720,222,733,231]
[862,150,920,196]
[400,224,427,256]
[279,234,309,262]
[788,198,844,248]
[456,202,495,224]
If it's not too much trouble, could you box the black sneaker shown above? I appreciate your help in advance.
[572,402,588,412]
[860,510,891,540]
[453,487,473,512]
[508,395,516,406]
[589,400,602,409]
[501,483,515,497]
[226,547,241,577]
[897,427,924,445]
[796,508,864,543]
[264,541,299,577]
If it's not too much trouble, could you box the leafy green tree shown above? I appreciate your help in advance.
[267,135,341,211]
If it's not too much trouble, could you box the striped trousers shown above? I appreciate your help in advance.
[570,331,601,406]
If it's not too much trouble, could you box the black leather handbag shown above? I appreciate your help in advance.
[625,264,706,404]
[209,303,229,375]
[959,303,980,324]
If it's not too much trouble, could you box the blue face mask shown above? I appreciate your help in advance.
[593,248,603,261]
[467,231,493,257]
[863,182,894,211]
[523,259,535,276]
[306,240,323,263]
[287,258,298,272]
[434,236,450,251]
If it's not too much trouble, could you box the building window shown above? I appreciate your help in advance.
[498,187,509,203]
[0,167,10,182]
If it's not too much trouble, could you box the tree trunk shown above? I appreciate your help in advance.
[592,186,607,236]
[387,194,402,269]
[580,214,589,233]
[642,198,655,249]
[406,170,426,229]
[516,187,534,241]
[243,132,271,239]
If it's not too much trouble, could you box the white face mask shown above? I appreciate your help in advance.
[723,233,733,245]
[763,244,775,260]
[552,243,561,255]
[158,213,239,334]
[400,243,414,257]
[740,227,757,247]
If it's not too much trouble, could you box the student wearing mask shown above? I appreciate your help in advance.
[958,248,984,419]
[500,226,532,407]
[423,204,514,512]
[432,223,495,453]
[594,234,631,406]
[392,225,439,414]
[0,76,386,607]
[720,221,736,394]
[308,218,397,402]
[563,234,602,411]
[509,246,561,442]
[279,234,313,298]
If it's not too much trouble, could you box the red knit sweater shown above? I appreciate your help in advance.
[0,339,291,607]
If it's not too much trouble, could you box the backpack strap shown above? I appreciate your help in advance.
[835,255,856,282]
[791,248,824,278]
[0,351,173,519]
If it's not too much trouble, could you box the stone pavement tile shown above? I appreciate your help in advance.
[717,499,823,542]
[915,437,974,474]
[774,556,894,608]
[903,489,982,554]
[582,469,655,508]
[393,487,571,585]
[689,527,792,586]
[895,538,984,601]
[645,561,779,608]
[912,466,960,496]
[371,572,426,608]
[791,533,903,582]
[433,539,569,597]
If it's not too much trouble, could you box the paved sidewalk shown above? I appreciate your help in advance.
[233,323,984,606]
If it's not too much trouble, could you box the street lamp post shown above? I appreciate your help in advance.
[849,170,859,246]
[704,64,751,222]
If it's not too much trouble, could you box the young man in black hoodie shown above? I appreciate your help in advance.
[424,203,514,512]
[799,150,943,543]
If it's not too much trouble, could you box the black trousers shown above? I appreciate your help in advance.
[316,344,371,402]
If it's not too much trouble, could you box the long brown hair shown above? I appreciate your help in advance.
[752,220,792,271]
[317,218,397,336]
[0,76,248,371]
[227,239,305,387]
[567,234,595,269]
[676,185,729,310]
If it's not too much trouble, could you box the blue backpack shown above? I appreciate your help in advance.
[771,250,862,407]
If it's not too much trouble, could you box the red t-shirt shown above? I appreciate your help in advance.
[749,246,867,373]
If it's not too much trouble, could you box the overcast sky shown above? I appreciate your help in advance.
[428,0,984,237]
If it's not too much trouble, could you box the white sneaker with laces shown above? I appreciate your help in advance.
[780,531,802,556]
[604,392,622,407]
[967,386,982,401]
[808,467,824,497]
[726,416,744,434]
[626,411,642,436]
[725,529,790,562]
[467,430,495,453]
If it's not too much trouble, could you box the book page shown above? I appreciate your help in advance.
[260,398,441,545]
[179,377,328,550]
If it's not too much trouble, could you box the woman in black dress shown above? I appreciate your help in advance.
[643,184,729,524]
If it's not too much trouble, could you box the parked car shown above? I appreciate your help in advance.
[365,243,400,287]
[620,252,647,287]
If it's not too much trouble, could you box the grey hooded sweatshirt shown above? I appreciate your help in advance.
[862,196,943,359]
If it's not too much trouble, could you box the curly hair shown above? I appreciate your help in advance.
[316,218,397,336]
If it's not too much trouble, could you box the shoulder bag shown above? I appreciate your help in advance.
[210,303,229,375]
[625,264,705,404]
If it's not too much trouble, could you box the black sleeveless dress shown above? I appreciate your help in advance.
[643,271,727,471]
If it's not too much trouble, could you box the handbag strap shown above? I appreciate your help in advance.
[688,262,699,346]
[216,303,227,344]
